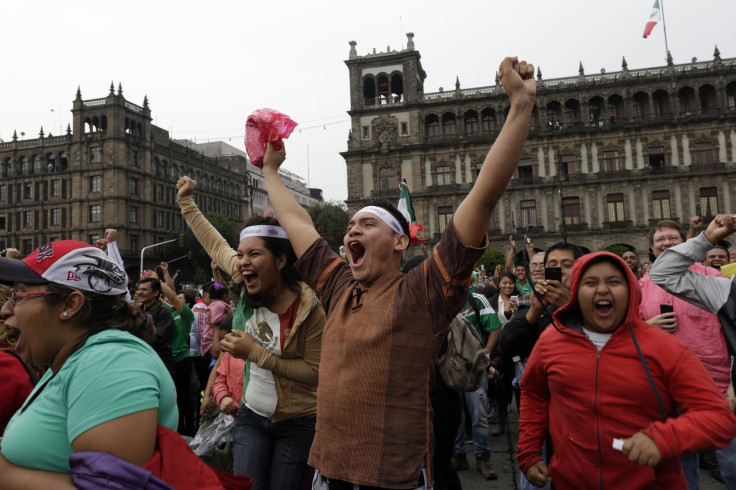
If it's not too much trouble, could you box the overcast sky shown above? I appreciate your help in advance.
[2,0,734,201]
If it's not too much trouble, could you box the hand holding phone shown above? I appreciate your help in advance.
[545,266,562,283]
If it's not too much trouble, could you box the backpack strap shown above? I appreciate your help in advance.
[4,349,39,386]
[628,323,668,421]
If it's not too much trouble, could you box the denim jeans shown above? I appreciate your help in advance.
[233,404,316,490]
[681,436,736,490]
[453,377,491,455]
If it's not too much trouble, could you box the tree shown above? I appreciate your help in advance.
[308,200,348,253]
[475,249,505,275]
[604,244,632,257]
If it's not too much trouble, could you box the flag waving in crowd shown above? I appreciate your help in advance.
[643,0,662,38]
[397,177,425,244]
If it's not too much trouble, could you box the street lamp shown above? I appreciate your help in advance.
[557,147,568,244]
[243,171,254,215]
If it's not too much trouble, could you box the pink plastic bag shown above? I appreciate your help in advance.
[244,109,298,168]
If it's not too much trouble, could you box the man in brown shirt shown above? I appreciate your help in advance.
[261,56,536,489]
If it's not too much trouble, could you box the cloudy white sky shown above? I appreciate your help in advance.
[2,0,734,201]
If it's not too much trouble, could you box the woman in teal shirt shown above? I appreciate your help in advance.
[0,240,177,489]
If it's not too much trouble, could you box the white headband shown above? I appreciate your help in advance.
[239,225,290,241]
[354,206,405,236]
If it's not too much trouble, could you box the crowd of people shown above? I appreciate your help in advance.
[2,56,736,490]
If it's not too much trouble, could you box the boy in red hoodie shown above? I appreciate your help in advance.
[518,252,736,489]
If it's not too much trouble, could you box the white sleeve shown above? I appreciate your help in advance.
[649,233,732,314]
[106,242,133,303]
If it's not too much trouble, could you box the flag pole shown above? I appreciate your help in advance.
[660,0,671,62]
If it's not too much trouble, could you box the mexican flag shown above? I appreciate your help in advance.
[643,0,661,38]
[397,177,425,244]
[398,177,416,223]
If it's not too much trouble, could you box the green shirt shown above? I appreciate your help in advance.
[168,303,194,362]
[516,280,533,296]
[1,330,178,474]
[460,292,503,344]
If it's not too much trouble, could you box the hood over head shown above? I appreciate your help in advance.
[553,251,642,333]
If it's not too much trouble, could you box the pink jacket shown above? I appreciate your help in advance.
[639,263,730,395]
[211,353,245,413]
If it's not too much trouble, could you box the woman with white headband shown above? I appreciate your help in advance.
[176,176,325,490]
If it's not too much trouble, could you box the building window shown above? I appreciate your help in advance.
[90,147,102,163]
[379,166,396,191]
[130,206,138,223]
[563,197,581,225]
[607,193,625,222]
[481,110,496,134]
[438,206,453,233]
[51,179,61,197]
[51,208,60,226]
[0,185,5,202]
[0,213,5,230]
[426,115,440,140]
[130,177,139,195]
[602,151,620,172]
[647,146,665,168]
[22,240,33,255]
[21,157,29,175]
[518,158,534,184]
[520,200,537,227]
[89,205,101,223]
[23,211,32,228]
[130,235,138,252]
[157,184,164,201]
[33,155,41,174]
[157,211,164,227]
[23,183,32,200]
[362,126,370,139]
[6,159,14,177]
[152,158,159,176]
[400,122,408,135]
[694,142,714,165]
[129,149,138,166]
[90,175,101,193]
[652,190,671,220]
[465,113,479,137]
[442,114,457,136]
[89,234,101,244]
[560,154,577,181]
[436,165,451,186]
[699,187,718,218]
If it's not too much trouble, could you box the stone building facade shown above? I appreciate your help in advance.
[343,34,736,263]
[0,84,320,275]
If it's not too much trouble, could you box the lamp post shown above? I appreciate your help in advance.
[557,147,568,244]
[243,171,254,215]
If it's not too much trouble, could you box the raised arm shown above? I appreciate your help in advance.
[176,177,240,278]
[261,144,321,259]
[649,215,735,314]
[453,57,536,247]
[159,262,184,313]
[505,236,516,272]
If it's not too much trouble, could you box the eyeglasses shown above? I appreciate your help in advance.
[529,264,544,270]
[8,291,60,306]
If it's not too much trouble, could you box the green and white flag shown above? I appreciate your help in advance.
[643,0,661,38]
[397,177,416,224]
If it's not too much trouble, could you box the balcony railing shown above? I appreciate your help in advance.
[602,220,634,230]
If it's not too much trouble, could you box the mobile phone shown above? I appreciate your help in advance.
[545,266,562,282]
[339,245,346,258]
[660,304,673,314]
